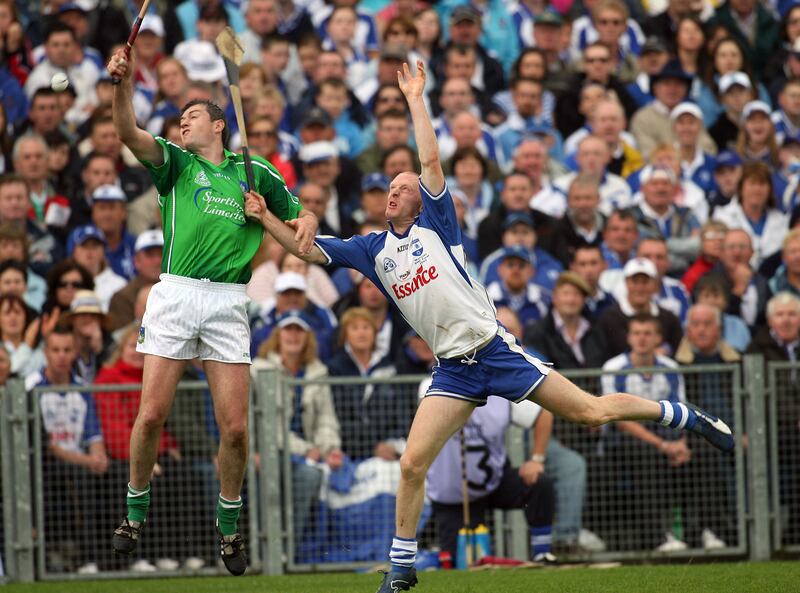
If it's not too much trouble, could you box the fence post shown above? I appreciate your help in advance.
[743,354,771,561]
[2,379,35,582]
[254,369,285,575]
[504,426,528,560]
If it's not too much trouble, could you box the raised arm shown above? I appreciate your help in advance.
[398,61,444,195]
[107,49,163,165]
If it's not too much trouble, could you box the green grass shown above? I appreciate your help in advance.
[2,562,797,593]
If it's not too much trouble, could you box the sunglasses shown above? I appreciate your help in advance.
[58,280,83,289]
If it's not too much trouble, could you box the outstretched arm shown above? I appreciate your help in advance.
[398,61,444,195]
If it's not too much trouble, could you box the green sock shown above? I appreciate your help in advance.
[216,494,243,536]
[127,483,151,523]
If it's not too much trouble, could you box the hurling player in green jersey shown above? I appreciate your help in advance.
[106,48,318,575]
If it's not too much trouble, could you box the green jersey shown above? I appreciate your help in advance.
[140,136,301,284]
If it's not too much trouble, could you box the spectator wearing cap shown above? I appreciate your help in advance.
[24,22,101,126]
[643,0,693,51]
[250,271,338,362]
[570,244,617,320]
[713,162,789,267]
[631,164,702,272]
[709,0,779,78]
[450,0,520,75]
[251,308,343,542]
[681,220,730,294]
[735,100,781,171]
[598,257,683,357]
[557,43,639,139]
[708,70,757,151]
[130,14,165,97]
[67,225,126,313]
[353,173,390,227]
[299,141,359,237]
[554,135,633,217]
[495,77,563,163]
[570,0,645,71]
[511,8,572,93]
[90,184,136,280]
[631,60,717,158]
[772,79,800,145]
[480,212,563,291]
[672,102,718,195]
[627,36,670,107]
[248,117,298,190]
[708,150,743,212]
[477,169,557,260]
[11,134,71,231]
[106,230,163,332]
[315,77,364,159]
[356,109,417,176]
[0,173,63,278]
[175,0,246,44]
[249,248,340,311]
[54,3,103,71]
[548,175,606,268]
[486,246,550,331]
[525,271,608,369]
[65,289,114,383]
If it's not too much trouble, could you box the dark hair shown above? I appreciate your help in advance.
[160,116,181,139]
[383,15,417,42]
[44,260,94,310]
[503,170,533,188]
[45,322,75,347]
[297,32,322,51]
[0,221,28,251]
[608,207,637,224]
[46,21,77,42]
[43,129,70,149]
[380,144,418,172]
[694,273,728,302]
[511,76,543,92]
[377,108,408,123]
[0,173,28,193]
[738,161,776,209]
[627,313,662,335]
[571,243,603,262]
[452,145,487,179]
[181,99,230,147]
[90,115,114,134]
[198,2,228,23]
[373,84,408,115]
[316,77,348,97]
[0,294,35,338]
[262,32,289,50]
[82,150,115,170]
[0,260,27,284]
[445,44,475,63]
[31,87,58,105]
[511,48,547,84]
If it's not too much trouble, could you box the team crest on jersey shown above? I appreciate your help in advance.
[239,181,248,193]
[194,170,210,186]
[383,257,397,273]
[411,238,424,257]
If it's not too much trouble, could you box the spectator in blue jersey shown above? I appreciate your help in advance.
[315,78,364,159]
[439,111,504,176]
[769,228,800,297]
[570,244,617,320]
[600,313,692,551]
[89,184,137,281]
[250,272,338,361]
[548,175,606,268]
[707,150,743,213]
[570,0,644,70]
[28,325,108,573]
[486,246,551,332]
[496,78,563,162]
[672,103,717,196]
[253,310,344,546]
[145,58,190,135]
[598,257,683,357]
[327,307,411,462]
[636,237,691,324]
[599,208,638,270]
[772,79,800,145]
[424,392,556,562]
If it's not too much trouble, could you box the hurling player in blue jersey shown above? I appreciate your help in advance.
[244,62,735,593]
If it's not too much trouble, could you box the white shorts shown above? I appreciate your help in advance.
[137,274,251,364]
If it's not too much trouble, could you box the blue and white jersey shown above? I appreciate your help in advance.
[601,353,685,404]
[314,8,380,55]
[315,181,499,359]
[772,110,800,146]
[508,1,536,48]
[610,276,691,324]
[26,370,102,454]
[569,15,644,62]
[433,117,502,164]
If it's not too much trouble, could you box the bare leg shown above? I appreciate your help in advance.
[530,370,661,426]
[204,360,250,499]
[129,355,187,489]
[396,396,476,538]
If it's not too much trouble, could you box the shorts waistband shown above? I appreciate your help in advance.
[159,273,247,293]
[439,328,499,364]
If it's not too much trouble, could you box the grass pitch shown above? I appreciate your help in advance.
[2,561,795,593]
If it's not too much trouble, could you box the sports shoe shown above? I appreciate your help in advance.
[184,556,206,570]
[130,559,157,572]
[656,532,688,552]
[578,528,607,552]
[218,530,247,576]
[533,552,559,564]
[685,403,734,452]
[155,557,180,571]
[77,562,99,574]
[702,528,726,550]
[113,518,144,555]
[375,567,417,592]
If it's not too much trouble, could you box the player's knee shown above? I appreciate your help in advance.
[399,452,428,484]
[137,405,169,433]
[220,419,248,448]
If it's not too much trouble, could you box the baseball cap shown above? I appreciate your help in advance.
[500,245,533,265]
[642,36,668,55]
[742,100,772,121]
[714,150,743,170]
[640,164,677,184]
[623,257,658,279]
[450,5,481,24]
[68,290,104,316]
[380,43,408,62]
[535,9,564,26]
[651,60,692,85]
[555,271,591,296]
[362,173,389,193]
[275,272,307,293]
[502,211,534,230]
[140,14,165,37]
[59,2,86,14]
[67,224,106,255]
[134,229,164,253]
[718,71,751,94]
[299,141,338,164]
[177,41,227,83]
[301,106,333,129]
[275,310,311,331]
[670,102,702,121]
[92,184,126,202]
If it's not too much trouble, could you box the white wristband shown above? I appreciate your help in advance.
[531,454,546,464]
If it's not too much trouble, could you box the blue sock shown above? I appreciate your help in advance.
[389,536,417,572]
[658,401,697,431]
[530,526,552,558]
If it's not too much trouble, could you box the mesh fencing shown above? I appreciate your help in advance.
[30,380,258,579]
[767,364,800,551]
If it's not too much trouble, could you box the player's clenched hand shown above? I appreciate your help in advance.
[244,190,266,223]
[286,212,318,255]
[518,460,544,485]
[107,48,132,80]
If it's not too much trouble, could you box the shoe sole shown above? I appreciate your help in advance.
[112,536,137,555]
[686,404,734,452]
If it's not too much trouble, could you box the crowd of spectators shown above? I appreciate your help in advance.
[3,0,800,573]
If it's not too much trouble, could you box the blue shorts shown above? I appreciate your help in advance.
[425,326,551,406]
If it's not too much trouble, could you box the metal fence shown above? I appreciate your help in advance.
[0,354,796,583]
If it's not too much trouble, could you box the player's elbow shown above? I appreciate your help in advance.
[573,398,608,427]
